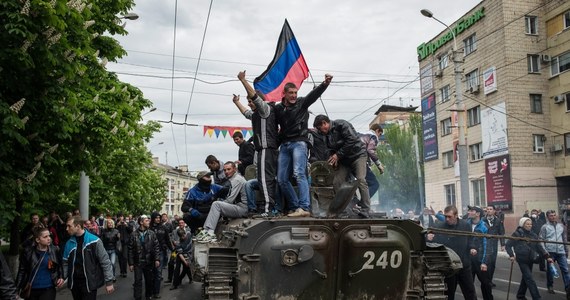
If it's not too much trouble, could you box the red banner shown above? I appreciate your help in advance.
[485,154,513,211]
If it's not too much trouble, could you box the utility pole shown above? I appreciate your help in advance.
[421,9,470,207]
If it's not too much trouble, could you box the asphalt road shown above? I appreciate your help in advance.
[54,251,568,299]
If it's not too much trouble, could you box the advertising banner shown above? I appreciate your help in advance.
[481,102,508,158]
[483,66,497,95]
[485,154,513,211]
[422,93,438,161]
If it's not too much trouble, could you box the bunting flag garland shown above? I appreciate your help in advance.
[203,125,253,139]
[254,19,309,102]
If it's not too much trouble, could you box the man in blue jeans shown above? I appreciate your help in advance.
[274,74,333,217]
[539,209,570,296]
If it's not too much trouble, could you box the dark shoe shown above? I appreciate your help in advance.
[121,273,127,278]
[169,286,178,290]
[247,210,257,218]
[164,280,172,283]
[357,211,370,219]
[113,278,117,283]
[540,267,546,271]
[153,295,162,299]
[491,282,496,288]
[548,286,555,294]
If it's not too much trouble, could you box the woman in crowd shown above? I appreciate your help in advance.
[506,217,553,300]
[16,227,64,300]
[101,219,120,282]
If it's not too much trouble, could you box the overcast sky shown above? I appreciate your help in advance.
[107,0,482,171]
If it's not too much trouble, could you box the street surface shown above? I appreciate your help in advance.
[53,251,568,299]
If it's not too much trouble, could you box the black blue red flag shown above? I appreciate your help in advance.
[254,19,309,102]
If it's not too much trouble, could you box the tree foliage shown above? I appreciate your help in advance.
[0,0,163,253]
[376,114,424,213]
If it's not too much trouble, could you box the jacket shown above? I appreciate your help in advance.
[482,215,505,250]
[539,221,568,254]
[16,245,63,290]
[308,129,332,162]
[274,82,328,144]
[101,228,120,251]
[127,228,161,266]
[149,223,173,251]
[183,183,223,214]
[62,230,113,291]
[243,95,279,150]
[324,119,366,164]
[506,227,549,264]
[359,130,381,166]
[0,252,17,300]
[432,218,475,267]
[237,139,255,175]
[467,219,489,265]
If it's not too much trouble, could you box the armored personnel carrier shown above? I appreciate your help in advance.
[191,163,460,299]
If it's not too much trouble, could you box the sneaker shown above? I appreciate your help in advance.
[548,286,555,294]
[164,280,172,284]
[197,232,217,243]
[247,210,257,218]
[169,286,178,290]
[193,230,207,241]
[153,295,161,299]
[288,208,310,217]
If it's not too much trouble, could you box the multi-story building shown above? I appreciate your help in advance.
[371,104,419,131]
[418,0,570,229]
[152,157,196,217]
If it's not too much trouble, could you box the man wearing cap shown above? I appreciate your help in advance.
[128,215,160,300]
[426,205,476,300]
[467,206,493,300]
[182,171,223,234]
[195,162,248,243]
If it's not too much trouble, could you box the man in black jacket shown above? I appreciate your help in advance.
[427,205,477,300]
[128,215,161,300]
[275,74,333,217]
[232,131,255,176]
[483,205,505,287]
[314,115,370,218]
[149,212,173,298]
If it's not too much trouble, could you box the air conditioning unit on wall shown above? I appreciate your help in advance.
[554,94,566,104]
[541,54,551,63]
[469,85,480,94]
[552,144,563,152]
[435,70,443,78]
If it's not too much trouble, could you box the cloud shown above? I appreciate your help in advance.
[108,0,481,170]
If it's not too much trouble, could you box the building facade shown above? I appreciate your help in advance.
[152,157,196,217]
[418,0,570,230]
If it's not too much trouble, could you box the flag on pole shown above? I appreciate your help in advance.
[254,19,309,102]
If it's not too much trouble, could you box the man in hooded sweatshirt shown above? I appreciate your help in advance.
[182,171,224,234]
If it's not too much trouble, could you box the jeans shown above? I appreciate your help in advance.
[106,249,116,278]
[517,261,541,300]
[547,252,570,289]
[365,166,379,199]
[245,179,259,211]
[445,265,477,300]
[277,141,309,211]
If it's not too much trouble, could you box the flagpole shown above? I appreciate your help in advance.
[308,71,329,117]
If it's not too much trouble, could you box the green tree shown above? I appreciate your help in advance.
[376,114,424,212]
[0,0,163,254]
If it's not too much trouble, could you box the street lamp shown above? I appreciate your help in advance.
[142,107,157,117]
[150,141,164,151]
[121,13,139,20]
[421,9,470,208]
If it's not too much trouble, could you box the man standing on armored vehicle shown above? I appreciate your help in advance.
[314,114,370,218]
[275,74,333,217]
[233,71,279,217]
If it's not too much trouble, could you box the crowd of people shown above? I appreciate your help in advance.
[425,205,569,300]
[13,210,194,300]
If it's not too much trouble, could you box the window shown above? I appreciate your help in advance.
[527,55,540,73]
[565,93,570,111]
[525,16,538,35]
[565,11,570,29]
[465,69,479,89]
[442,151,454,168]
[565,133,570,156]
[469,142,483,161]
[533,134,545,153]
[438,54,449,70]
[551,52,570,76]
[441,118,452,136]
[464,34,477,56]
[472,179,486,207]
[444,184,456,206]
[467,106,481,127]
[440,85,450,103]
[530,94,542,113]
